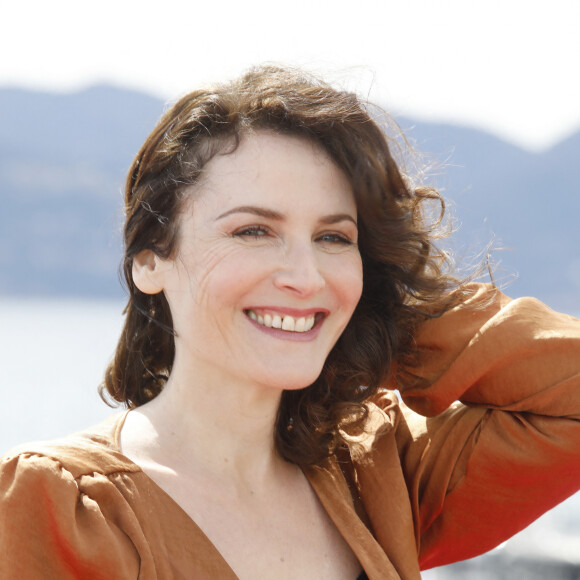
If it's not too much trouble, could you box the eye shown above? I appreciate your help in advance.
[233,225,271,238]
[317,232,354,245]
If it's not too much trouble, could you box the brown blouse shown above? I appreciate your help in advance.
[1,284,579,579]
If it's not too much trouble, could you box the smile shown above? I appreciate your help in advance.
[245,309,319,333]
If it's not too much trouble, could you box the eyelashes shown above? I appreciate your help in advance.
[233,225,270,238]
[316,233,353,245]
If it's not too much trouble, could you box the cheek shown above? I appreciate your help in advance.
[332,254,364,313]
[161,243,236,328]
[177,244,269,313]
[352,257,364,302]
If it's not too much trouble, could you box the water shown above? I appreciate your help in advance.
[0,298,125,450]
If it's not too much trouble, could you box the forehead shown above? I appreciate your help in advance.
[189,131,356,216]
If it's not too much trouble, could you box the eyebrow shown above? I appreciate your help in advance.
[216,205,358,226]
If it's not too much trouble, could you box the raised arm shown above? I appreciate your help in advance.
[394,284,580,568]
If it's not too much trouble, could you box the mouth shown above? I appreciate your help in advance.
[244,308,326,333]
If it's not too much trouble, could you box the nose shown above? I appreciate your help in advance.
[272,242,326,297]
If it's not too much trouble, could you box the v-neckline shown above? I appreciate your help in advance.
[108,410,399,579]
[111,410,239,577]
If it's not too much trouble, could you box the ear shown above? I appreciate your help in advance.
[132,249,170,295]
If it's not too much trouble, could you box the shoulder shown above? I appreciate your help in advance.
[0,414,142,578]
[0,412,140,499]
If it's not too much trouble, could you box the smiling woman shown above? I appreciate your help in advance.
[131,134,363,398]
[0,65,579,580]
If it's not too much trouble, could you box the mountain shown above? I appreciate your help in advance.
[395,117,579,311]
[0,86,578,311]
[0,85,163,297]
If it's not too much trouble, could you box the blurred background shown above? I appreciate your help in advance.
[1,0,579,576]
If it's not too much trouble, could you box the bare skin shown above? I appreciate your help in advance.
[122,132,364,579]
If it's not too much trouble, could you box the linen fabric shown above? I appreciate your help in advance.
[1,284,579,579]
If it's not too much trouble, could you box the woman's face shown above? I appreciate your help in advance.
[156,131,363,392]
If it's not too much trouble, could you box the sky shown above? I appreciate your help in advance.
[1,0,579,152]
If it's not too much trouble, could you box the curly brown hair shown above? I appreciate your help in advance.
[102,64,460,465]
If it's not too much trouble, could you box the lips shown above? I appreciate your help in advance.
[244,308,325,333]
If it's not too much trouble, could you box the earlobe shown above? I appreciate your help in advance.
[132,249,167,295]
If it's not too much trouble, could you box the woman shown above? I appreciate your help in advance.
[1,65,579,579]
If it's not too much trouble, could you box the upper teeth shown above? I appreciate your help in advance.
[247,310,316,332]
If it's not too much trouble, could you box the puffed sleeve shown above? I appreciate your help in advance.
[394,283,580,569]
[0,452,140,579]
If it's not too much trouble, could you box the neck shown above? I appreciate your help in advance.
[127,349,287,487]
